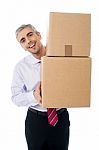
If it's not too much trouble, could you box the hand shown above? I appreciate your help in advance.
[33,82,42,105]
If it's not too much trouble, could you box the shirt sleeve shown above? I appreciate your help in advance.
[11,65,39,107]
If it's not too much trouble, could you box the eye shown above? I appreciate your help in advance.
[20,38,25,43]
[28,32,33,36]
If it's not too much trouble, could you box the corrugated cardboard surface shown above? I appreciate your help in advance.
[41,56,91,108]
[46,12,91,56]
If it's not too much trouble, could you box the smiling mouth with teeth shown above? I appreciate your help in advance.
[29,44,35,48]
[29,41,36,48]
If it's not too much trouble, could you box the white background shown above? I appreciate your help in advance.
[0,0,99,149]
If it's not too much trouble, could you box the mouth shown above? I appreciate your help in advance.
[29,41,36,49]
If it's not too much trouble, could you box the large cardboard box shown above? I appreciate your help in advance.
[46,12,91,56]
[41,56,91,108]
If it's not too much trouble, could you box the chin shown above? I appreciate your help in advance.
[33,49,40,54]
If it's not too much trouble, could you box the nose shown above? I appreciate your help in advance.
[26,37,31,44]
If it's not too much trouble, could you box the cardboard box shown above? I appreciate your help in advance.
[46,12,91,56]
[41,56,91,108]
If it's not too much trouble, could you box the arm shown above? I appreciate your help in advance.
[11,65,38,107]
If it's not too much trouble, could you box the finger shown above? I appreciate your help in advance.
[36,82,41,90]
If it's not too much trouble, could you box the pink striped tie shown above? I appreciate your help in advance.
[47,108,58,126]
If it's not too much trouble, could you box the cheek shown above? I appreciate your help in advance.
[37,41,42,47]
[21,44,27,50]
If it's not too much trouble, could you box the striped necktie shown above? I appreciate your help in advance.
[47,108,58,126]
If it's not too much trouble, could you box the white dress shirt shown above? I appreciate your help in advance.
[11,54,47,112]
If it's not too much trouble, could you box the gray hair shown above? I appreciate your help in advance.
[16,24,38,37]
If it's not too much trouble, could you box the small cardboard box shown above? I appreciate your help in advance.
[41,56,91,108]
[46,12,91,56]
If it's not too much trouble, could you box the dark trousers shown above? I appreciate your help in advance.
[25,109,70,150]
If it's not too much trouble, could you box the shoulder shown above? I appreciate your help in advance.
[14,55,31,71]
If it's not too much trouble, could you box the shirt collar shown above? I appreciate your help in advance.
[25,54,41,65]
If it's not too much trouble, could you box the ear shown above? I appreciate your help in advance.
[36,32,41,39]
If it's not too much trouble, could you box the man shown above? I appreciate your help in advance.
[11,24,70,150]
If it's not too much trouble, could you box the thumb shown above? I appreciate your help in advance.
[36,82,41,93]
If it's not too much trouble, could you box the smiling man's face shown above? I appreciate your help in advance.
[16,27,42,55]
